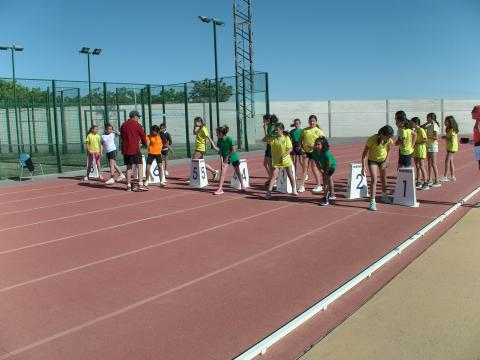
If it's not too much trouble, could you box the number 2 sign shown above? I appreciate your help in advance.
[346,163,369,199]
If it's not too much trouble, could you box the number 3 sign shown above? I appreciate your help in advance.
[346,163,369,199]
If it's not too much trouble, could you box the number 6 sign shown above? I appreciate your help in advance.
[346,163,369,199]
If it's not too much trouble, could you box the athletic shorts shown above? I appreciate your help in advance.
[194,150,205,159]
[106,150,117,161]
[475,145,480,161]
[230,160,241,167]
[161,148,169,156]
[147,154,163,165]
[427,146,439,153]
[398,153,413,167]
[447,150,457,154]
[264,144,272,158]
[368,160,385,167]
[291,142,303,156]
[306,152,314,160]
[323,168,335,177]
[123,153,142,165]
[88,152,101,161]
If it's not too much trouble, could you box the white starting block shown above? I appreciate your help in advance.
[231,159,249,189]
[346,163,369,199]
[393,167,419,207]
[86,158,99,179]
[132,155,165,183]
[276,165,296,194]
[190,159,208,188]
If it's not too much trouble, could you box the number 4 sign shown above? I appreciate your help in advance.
[231,159,249,189]
[346,163,368,199]
[190,159,208,188]
[393,167,419,207]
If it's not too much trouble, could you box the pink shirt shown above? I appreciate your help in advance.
[474,119,480,144]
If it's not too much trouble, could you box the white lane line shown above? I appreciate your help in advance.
[0,183,77,197]
[0,195,245,256]
[1,188,94,205]
[0,209,361,360]
[0,192,189,233]
[0,204,293,292]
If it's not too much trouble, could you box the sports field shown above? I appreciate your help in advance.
[0,140,478,360]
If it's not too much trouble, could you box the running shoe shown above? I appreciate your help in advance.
[117,174,126,182]
[319,197,330,206]
[105,178,115,185]
[297,186,305,193]
[165,170,169,177]
[126,184,132,192]
[420,183,430,191]
[83,176,89,181]
[265,192,272,200]
[439,176,449,182]
[415,181,422,188]
[160,181,167,187]
[214,189,224,195]
[137,184,149,191]
[312,185,323,194]
[430,182,442,188]
[381,194,391,204]
[329,194,337,200]
[368,201,377,211]
[449,176,456,182]
[292,190,299,196]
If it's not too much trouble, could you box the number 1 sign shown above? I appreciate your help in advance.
[190,159,208,188]
[346,163,368,199]
[393,167,419,207]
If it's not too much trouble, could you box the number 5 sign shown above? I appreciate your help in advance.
[346,163,368,199]
[393,167,419,207]
[190,159,208,188]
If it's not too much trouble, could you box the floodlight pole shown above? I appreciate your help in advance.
[87,52,92,120]
[213,22,220,128]
[10,47,21,152]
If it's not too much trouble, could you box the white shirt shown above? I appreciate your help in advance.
[101,133,117,153]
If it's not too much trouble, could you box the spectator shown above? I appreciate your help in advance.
[472,106,480,207]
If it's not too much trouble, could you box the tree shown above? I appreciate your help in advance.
[188,79,233,103]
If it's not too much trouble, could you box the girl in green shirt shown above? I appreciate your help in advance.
[289,118,303,179]
[312,137,337,206]
[214,125,246,195]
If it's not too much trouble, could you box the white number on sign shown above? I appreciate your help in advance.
[153,165,159,176]
[201,167,206,179]
[242,168,247,181]
[192,167,198,180]
[356,173,365,190]
[403,180,407,197]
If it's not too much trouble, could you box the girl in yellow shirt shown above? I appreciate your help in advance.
[298,115,325,194]
[264,123,297,199]
[440,116,459,182]
[394,111,417,169]
[411,117,429,190]
[425,112,441,187]
[189,117,219,182]
[84,125,103,181]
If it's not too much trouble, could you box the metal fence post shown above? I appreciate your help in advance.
[242,69,249,151]
[103,82,109,125]
[51,80,62,173]
[31,95,38,153]
[386,99,389,125]
[440,98,445,135]
[208,80,213,135]
[115,89,121,129]
[26,102,33,154]
[46,87,54,155]
[328,100,332,138]
[265,72,270,115]
[147,85,153,130]
[184,83,191,158]
[161,85,166,126]
[77,88,84,153]
[140,88,146,130]
[60,90,67,154]
[5,101,12,152]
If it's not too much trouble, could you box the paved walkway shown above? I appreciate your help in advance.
[301,207,480,360]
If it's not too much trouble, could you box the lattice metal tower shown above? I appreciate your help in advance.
[233,0,254,149]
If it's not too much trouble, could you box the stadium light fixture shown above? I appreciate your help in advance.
[79,46,102,121]
[79,47,90,54]
[92,48,102,55]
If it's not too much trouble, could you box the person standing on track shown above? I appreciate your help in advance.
[159,123,174,177]
[425,112,442,188]
[84,125,103,182]
[102,123,125,185]
[312,136,337,206]
[361,125,395,211]
[395,111,417,169]
[412,117,428,190]
[187,117,219,183]
[120,110,148,192]
[440,116,459,182]
[472,105,480,207]
[263,114,278,186]
[297,115,325,194]
[145,125,166,187]
[289,118,304,179]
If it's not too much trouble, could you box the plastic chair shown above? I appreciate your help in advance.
[19,153,44,181]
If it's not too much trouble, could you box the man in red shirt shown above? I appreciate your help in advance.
[120,111,147,191]
[472,106,480,207]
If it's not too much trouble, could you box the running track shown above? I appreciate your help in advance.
[0,141,478,360]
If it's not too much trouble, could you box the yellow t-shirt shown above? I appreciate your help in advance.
[446,129,458,153]
[366,134,393,162]
[426,123,439,149]
[414,127,427,159]
[398,128,414,155]
[301,127,325,153]
[195,126,209,152]
[86,133,101,153]
[268,136,293,168]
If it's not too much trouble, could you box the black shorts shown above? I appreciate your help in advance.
[324,168,336,177]
[230,160,240,167]
[264,144,272,158]
[398,153,413,167]
[123,153,142,165]
[368,160,385,167]
[161,148,169,156]
[291,142,303,156]
[106,150,117,161]
[306,152,313,160]
[147,154,163,165]
[447,150,457,154]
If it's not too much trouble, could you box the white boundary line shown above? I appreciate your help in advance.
[233,185,480,360]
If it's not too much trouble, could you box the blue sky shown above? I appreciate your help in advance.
[1,0,479,100]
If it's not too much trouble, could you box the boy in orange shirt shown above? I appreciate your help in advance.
[145,125,166,187]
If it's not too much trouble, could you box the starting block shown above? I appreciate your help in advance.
[346,163,369,199]
[393,167,419,207]
[132,155,165,183]
[86,158,99,179]
[231,159,249,189]
[276,165,296,194]
[190,159,208,188]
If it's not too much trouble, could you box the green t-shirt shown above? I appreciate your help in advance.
[217,136,240,163]
[312,150,337,170]
[289,128,302,143]
[267,123,276,136]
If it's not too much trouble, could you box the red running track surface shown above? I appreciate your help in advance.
[0,141,478,360]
